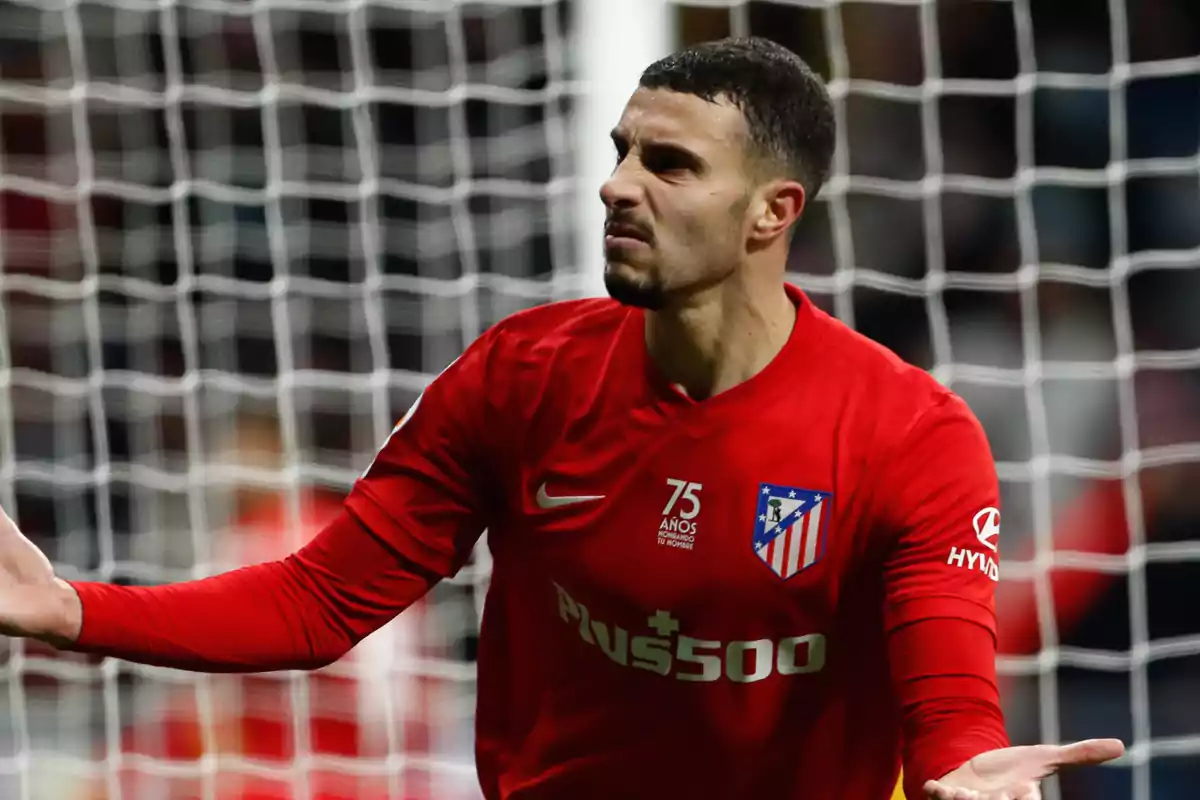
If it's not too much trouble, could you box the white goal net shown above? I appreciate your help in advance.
[0,1,1198,799]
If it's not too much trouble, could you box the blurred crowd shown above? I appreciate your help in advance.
[0,1,1197,798]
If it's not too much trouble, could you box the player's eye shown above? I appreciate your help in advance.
[643,147,698,175]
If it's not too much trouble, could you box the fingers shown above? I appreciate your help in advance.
[924,780,1042,800]
[1051,738,1126,768]
[923,780,980,800]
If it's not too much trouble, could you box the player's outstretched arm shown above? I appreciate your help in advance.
[877,393,1123,799]
[924,739,1125,800]
[0,502,438,672]
[2,324,505,672]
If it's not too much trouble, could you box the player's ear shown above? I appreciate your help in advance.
[749,179,805,243]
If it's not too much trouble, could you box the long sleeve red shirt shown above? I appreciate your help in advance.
[68,289,1012,797]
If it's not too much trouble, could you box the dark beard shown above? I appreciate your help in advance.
[604,267,668,311]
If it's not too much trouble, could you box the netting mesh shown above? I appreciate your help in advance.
[1,0,1199,799]
[719,2,1200,798]
[0,1,575,797]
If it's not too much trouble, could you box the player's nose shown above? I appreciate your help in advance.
[600,165,644,210]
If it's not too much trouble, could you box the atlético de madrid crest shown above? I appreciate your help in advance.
[753,483,831,580]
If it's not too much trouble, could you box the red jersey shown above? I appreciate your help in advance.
[344,283,1004,799]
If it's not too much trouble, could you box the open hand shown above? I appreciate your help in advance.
[0,504,81,646]
[924,738,1125,800]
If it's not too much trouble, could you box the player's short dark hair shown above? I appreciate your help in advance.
[639,37,835,201]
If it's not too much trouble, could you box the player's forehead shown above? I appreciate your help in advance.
[612,87,747,155]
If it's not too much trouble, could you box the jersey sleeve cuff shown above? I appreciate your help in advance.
[885,596,996,638]
[343,485,461,578]
[67,580,121,652]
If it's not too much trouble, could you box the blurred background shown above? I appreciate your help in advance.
[0,0,1197,798]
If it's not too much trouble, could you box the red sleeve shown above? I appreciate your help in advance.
[890,618,1008,798]
[879,394,1001,635]
[68,509,436,672]
[875,395,1009,789]
[344,326,505,578]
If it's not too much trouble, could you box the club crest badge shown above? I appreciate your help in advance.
[753,483,831,580]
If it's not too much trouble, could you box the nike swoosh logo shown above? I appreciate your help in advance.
[536,482,605,509]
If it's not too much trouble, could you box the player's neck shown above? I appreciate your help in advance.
[644,271,796,401]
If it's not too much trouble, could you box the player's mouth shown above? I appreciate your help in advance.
[604,222,653,250]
